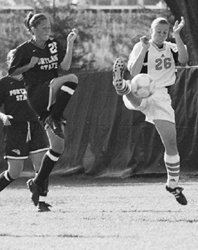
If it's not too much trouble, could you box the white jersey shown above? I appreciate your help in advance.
[128,41,179,88]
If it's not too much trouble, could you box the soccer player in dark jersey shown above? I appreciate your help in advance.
[112,17,189,205]
[8,12,78,207]
[0,50,50,212]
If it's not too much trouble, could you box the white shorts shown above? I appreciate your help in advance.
[123,87,175,124]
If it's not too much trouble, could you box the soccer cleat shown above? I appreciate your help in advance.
[45,116,65,139]
[113,58,125,89]
[37,201,52,212]
[166,185,188,205]
[27,179,41,206]
[113,58,131,95]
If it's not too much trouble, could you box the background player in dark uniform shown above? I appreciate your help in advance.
[8,12,78,207]
[0,50,50,212]
[112,17,188,205]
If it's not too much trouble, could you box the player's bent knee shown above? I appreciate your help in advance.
[8,161,24,179]
[52,146,64,154]
[69,74,78,84]
[50,141,65,154]
[61,74,78,84]
[8,170,21,180]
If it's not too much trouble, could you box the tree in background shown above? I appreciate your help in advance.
[50,7,170,72]
[2,1,197,73]
[0,6,165,73]
[164,0,198,65]
[1,0,198,69]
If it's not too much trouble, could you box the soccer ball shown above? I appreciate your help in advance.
[131,74,155,99]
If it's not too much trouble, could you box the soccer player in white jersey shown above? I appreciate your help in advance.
[112,16,189,205]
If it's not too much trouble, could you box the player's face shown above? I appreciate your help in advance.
[150,23,169,46]
[34,19,51,42]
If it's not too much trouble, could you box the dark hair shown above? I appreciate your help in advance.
[7,49,16,67]
[24,12,48,31]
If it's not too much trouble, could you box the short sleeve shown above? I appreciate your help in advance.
[168,42,179,64]
[8,45,30,75]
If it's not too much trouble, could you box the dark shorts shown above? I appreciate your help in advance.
[4,121,48,159]
[27,80,51,121]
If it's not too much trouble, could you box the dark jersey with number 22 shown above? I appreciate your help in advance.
[8,38,65,87]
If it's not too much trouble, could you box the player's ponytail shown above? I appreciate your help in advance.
[24,12,34,32]
[7,49,16,68]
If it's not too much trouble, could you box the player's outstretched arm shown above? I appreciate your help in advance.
[60,29,78,71]
[128,36,150,77]
[173,16,189,64]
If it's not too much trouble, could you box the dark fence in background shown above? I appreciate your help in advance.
[0,67,198,177]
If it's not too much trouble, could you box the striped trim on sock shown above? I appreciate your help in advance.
[61,85,75,95]
[116,80,131,96]
[46,149,61,162]
[164,154,180,182]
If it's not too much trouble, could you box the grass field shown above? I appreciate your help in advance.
[0,174,198,250]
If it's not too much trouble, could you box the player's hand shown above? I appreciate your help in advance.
[67,28,78,44]
[140,36,150,50]
[28,56,39,68]
[173,16,185,35]
[1,115,13,126]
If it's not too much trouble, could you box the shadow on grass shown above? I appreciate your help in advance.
[12,170,195,189]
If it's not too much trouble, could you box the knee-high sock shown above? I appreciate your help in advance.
[34,149,61,187]
[0,170,14,192]
[35,171,49,196]
[51,82,77,121]
[164,153,180,188]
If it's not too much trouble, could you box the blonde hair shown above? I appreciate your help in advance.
[151,17,170,29]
